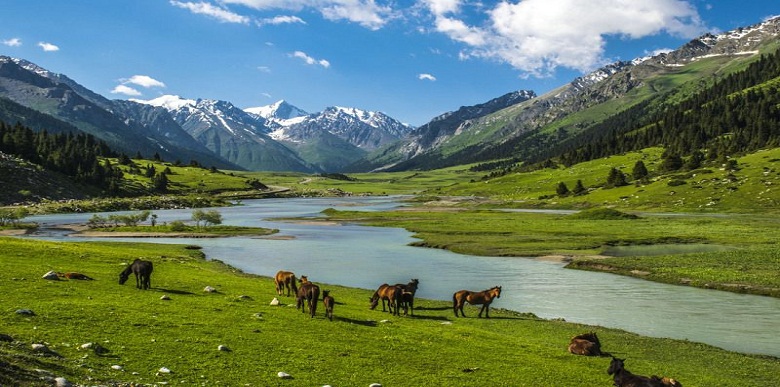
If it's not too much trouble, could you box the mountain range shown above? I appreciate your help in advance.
[1,16,779,174]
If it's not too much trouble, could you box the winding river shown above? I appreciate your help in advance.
[21,196,780,358]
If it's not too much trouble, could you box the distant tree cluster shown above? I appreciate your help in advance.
[0,121,123,192]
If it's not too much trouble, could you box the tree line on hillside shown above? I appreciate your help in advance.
[546,47,780,169]
[470,47,780,176]
[0,121,124,191]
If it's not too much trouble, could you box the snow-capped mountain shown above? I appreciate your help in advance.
[245,100,309,129]
[133,95,312,172]
[0,57,237,169]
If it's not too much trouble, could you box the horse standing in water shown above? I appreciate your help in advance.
[274,270,298,297]
[119,259,153,290]
[452,286,502,318]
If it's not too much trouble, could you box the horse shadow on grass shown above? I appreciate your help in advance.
[333,316,378,327]
[156,288,195,295]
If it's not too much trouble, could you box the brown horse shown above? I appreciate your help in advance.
[322,290,334,321]
[608,357,682,387]
[274,270,298,297]
[452,286,501,318]
[369,284,403,316]
[296,281,320,318]
[568,332,605,356]
[119,259,153,290]
[395,279,419,316]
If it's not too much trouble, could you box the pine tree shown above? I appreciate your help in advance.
[556,182,570,196]
[572,180,587,195]
[632,160,649,181]
[606,168,628,188]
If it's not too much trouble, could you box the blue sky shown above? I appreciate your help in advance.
[2,1,778,126]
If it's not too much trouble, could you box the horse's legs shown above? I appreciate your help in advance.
[135,273,141,289]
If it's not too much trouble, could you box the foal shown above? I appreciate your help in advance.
[322,290,335,321]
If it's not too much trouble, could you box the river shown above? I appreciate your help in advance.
[21,196,780,358]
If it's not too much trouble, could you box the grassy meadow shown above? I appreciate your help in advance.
[1,237,778,386]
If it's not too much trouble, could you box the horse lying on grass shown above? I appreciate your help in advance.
[608,357,682,387]
[568,332,609,356]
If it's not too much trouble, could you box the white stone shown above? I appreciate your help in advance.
[158,367,171,374]
[218,345,230,351]
[270,297,280,306]
[277,371,292,379]
[203,286,217,293]
[160,294,171,300]
[54,377,72,387]
[42,271,59,280]
[111,365,123,370]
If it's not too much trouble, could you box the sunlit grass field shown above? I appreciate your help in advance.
[1,237,778,386]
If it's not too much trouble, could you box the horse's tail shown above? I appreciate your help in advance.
[290,275,298,295]
[452,292,459,316]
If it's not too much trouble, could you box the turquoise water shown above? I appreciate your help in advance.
[24,197,780,357]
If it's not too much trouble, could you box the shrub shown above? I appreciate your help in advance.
[569,208,639,220]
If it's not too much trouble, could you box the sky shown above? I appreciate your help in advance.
[1,1,778,126]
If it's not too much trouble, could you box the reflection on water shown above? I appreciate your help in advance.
[23,196,780,357]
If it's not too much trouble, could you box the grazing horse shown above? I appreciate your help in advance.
[568,332,604,356]
[395,279,419,316]
[274,270,298,297]
[452,286,502,318]
[369,284,403,316]
[119,259,153,290]
[296,281,320,318]
[608,357,682,387]
[322,290,335,321]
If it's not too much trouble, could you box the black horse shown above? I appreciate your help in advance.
[119,259,153,290]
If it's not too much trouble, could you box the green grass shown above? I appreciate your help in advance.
[318,208,780,297]
[1,236,778,386]
[570,246,780,296]
[437,147,780,213]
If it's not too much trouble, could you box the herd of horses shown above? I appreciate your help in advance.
[117,262,680,385]
[275,270,503,321]
[568,332,682,386]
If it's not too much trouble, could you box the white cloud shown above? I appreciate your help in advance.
[37,42,59,52]
[2,38,22,47]
[418,73,437,81]
[171,0,250,24]
[221,0,393,30]
[291,51,330,68]
[257,66,272,73]
[423,0,706,75]
[126,75,166,88]
[111,85,142,96]
[257,15,306,26]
